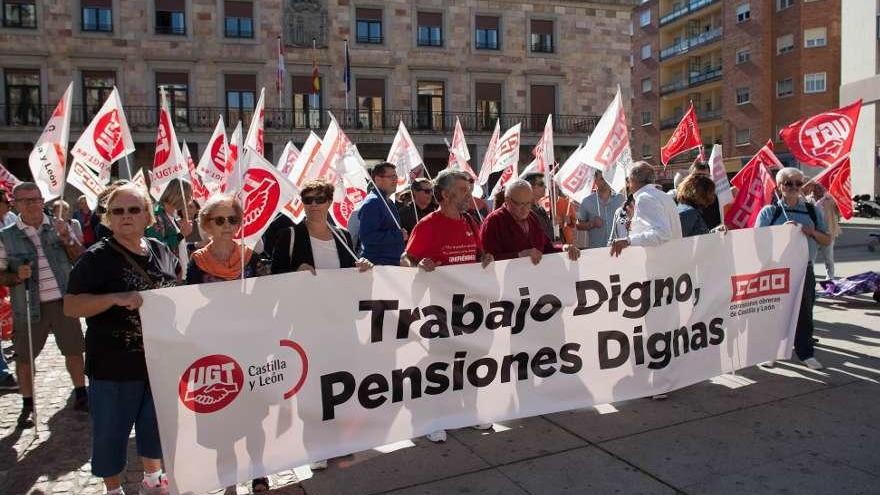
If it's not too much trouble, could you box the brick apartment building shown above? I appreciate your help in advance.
[631,0,841,182]
[0,0,636,184]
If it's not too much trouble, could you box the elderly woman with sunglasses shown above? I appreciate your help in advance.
[186,195,267,284]
[756,167,831,370]
[65,184,181,495]
[271,178,371,276]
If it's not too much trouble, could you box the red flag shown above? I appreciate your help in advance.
[723,140,781,229]
[778,100,862,168]
[0,161,22,195]
[814,157,853,219]
[661,102,703,166]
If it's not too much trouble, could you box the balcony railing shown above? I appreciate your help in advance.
[659,66,722,96]
[0,105,600,136]
[659,108,723,130]
[660,79,688,95]
[659,0,720,26]
[659,26,722,61]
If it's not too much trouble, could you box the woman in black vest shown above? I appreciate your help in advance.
[270,178,371,276]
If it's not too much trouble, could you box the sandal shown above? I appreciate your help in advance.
[251,477,270,493]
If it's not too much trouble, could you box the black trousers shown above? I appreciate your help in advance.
[794,263,816,360]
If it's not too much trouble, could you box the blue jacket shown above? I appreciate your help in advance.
[357,190,404,265]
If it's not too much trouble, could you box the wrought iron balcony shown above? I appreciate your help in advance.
[659,0,721,27]
[659,26,723,61]
[659,108,723,130]
[660,66,722,96]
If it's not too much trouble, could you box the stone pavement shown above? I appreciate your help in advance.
[1,219,878,495]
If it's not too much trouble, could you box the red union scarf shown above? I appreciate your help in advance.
[661,102,703,166]
[778,100,862,168]
[814,157,853,219]
[723,141,780,229]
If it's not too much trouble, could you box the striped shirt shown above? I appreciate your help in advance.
[0,214,63,302]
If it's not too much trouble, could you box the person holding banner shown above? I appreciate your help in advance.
[756,167,830,370]
[271,179,372,275]
[610,162,682,257]
[64,184,181,495]
[145,179,192,255]
[0,182,86,427]
[576,170,625,249]
[676,175,716,237]
[481,179,580,263]
[686,161,722,229]
[358,163,406,266]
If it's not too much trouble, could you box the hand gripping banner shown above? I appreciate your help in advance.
[140,226,807,495]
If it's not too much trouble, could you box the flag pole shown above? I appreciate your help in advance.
[443,139,484,222]
[344,39,350,115]
[363,171,403,231]
[326,221,359,260]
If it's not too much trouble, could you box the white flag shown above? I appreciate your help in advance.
[67,161,106,210]
[477,120,501,186]
[183,141,210,206]
[197,116,229,187]
[489,123,522,197]
[387,121,423,193]
[276,141,301,176]
[29,82,72,201]
[149,87,188,201]
[132,168,149,197]
[70,87,135,183]
[222,121,244,193]
[281,132,325,223]
[531,115,555,176]
[708,144,733,211]
[238,147,298,248]
[553,143,597,204]
[244,88,266,157]
[446,117,482,197]
[332,144,370,228]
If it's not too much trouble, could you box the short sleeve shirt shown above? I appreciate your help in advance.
[66,237,180,381]
[756,199,827,261]
[406,211,482,266]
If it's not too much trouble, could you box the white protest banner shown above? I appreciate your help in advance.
[141,225,807,495]
[29,82,73,201]
[708,144,733,213]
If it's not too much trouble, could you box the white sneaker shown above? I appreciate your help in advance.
[309,459,328,470]
[651,394,668,400]
[138,474,169,495]
[802,357,824,370]
[473,423,493,430]
[426,430,447,442]
[761,360,776,368]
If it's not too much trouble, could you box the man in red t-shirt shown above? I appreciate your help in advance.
[406,170,494,271]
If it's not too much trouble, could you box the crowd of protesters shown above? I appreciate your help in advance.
[0,153,835,494]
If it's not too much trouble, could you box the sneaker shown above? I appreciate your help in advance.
[0,374,18,391]
[16,405,33,429]
[651,394,668,400]
[802,357,824,370]
[73,395,89,412]
[426,430,447,443]
[760,360,776,368]
[473,423,493,430]
[309,460,328,471]
[138,474,169,495]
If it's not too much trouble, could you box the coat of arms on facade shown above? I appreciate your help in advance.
[284,0,328,47]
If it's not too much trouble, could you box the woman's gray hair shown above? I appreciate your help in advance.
[775,167,804,184]
[197,194,243,228]
[504,178,532,196]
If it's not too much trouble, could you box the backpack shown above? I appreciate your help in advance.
[770,202,817,226]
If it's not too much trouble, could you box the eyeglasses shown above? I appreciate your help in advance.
[782,181,804,188]
[208,215,241,226]
[15,197,43,205]
[301,195,328,205]
[109,206,143,216]
[413,188,431,193]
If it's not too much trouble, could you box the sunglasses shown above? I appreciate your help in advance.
[208,215,241,226]
[782,181,804,188]
[110,206,143,216]
[301,196,328,205]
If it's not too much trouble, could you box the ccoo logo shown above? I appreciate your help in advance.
[730,268,790,302]
[179,354,244,413]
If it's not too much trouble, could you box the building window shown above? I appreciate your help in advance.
[529,84,555,131]
[224,1,253,38]
[475,15,499,50]
[475,82,501,131]
[82,0,112,32]
[736,48,751,64]
[641,77,652,93]
[641,144,652,158]
[640,43,651,60]
[736,86,751,105]
[776,78,793,98]
[355,8,382,44]
[639,9,650,27]
[736,3,751,23]
[156,72,188,126]
[4,69,40,126]
[776,0,793,11]
[641,111,652,126]
[3,0,36,28]
[804,27,827,48]
[82,71,115,122]
[224,73,256,123]
[776,34,794,54]
[735,128,751,146]
[530,19,554,53]
[417,12,442,47]
[292,75,322,129]
[416,81,444,131]
[356,78,384,129]
[155,0,185,35]
[804,72,827,93]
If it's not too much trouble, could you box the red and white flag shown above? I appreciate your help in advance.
[238,147,298,248]
[489,123,523,197]
[477,120,501,186]
[276,141,301,177]
[724,140,781,229]
[0,161,22,195]
[282,131,325,223]
[29,82,72,201]
[149,87,188,201]
[525,115,554,181]
[707,144,734,211]
[66,160,106,210]
[222,121,244,193]
[556,87,631,197]
[244,88,266,157]
[197,116,229,188]
[183,141,210,206]
[71,86,135,183]
[778,100,862,168]
[332,143,370,228]
[387,121,423,193]
[813,157,853,219]
[132,168,149,197]
[661,102,703,167]
[447,117,483,196]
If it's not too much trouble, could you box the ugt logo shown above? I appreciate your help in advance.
[178,355,244,413]
[730,268,790,302]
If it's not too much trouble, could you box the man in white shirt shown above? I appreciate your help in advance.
[610,161,682,256]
